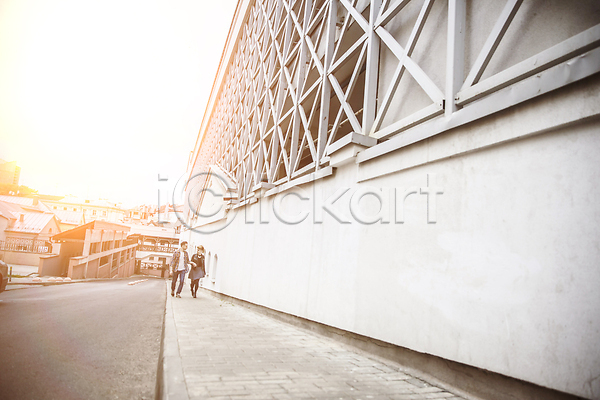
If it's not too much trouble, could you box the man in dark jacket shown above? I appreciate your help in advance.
[169,241,190,298]
[189,245,205,298]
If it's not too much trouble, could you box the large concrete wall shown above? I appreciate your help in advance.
[3,251,46,266]
[185,0,600,397]
[189,74,600,399]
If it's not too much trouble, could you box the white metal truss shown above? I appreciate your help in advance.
[189,0,600,204]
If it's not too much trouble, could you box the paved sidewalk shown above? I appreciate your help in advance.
[5,264,38,276]
[161,282,468,400]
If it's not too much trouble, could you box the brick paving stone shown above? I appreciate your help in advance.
[163,286,466,400]
[384,373,413,381]
[406,378,431,388]
[388,395,425,400]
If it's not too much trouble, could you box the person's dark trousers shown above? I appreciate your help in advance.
[190,279,200,297]
[171,270,186,295]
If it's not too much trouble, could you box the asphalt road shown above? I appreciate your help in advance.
[0,278,166,400]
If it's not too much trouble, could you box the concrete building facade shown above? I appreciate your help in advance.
[43,197,126,224]
[184,1,600,399]
[39,221,137,279]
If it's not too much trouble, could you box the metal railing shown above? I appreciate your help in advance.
[138,245,176,253]
[140,262,164,270]
[0,238,50,253]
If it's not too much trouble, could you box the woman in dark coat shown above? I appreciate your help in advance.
[189,245,205,298]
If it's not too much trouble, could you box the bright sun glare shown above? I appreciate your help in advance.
[0,0,238,207]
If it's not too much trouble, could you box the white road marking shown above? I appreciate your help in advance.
[128,279,149,286]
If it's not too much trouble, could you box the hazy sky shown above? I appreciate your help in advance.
[0,0,238,207]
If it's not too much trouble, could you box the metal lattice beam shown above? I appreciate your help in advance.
[189,0,600,204]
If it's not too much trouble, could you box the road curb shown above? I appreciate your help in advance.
[155,281,167,400]
[156,280,189,400]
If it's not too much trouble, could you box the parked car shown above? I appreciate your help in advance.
[0,260,8,293]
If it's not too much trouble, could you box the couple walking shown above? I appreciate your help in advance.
[170,241,205,298]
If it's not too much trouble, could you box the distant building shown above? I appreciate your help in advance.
[42,196,126,224]
[126,224,179,277]
[39,220,136,279]
[153,203,183,232]
[0,159,20,185]
[0,198,59,242]
[123,204,156,225]
[0,199,59,265]
[0,194,89,232]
